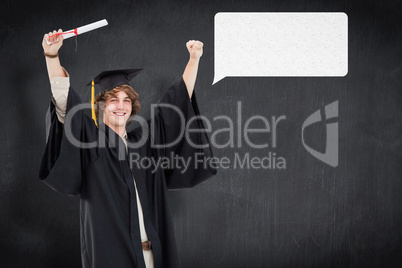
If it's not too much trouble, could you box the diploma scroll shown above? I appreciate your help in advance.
[45,19,108,44]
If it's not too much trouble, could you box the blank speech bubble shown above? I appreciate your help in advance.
[213,12,348,84]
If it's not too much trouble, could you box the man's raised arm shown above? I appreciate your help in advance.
[182,40,203,99]
[42,29,69,123]
[42,29,67,81]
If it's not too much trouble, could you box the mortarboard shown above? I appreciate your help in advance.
[88,69,142,126]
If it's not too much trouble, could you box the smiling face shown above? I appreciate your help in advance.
[103,91,133,128]
[95,84,141,130]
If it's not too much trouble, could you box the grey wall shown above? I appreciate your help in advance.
[1,0,401,267]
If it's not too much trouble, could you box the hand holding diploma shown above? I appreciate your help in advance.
[42,29,64,57]
[41,20,108,81]
[42,29,66,81]
[45,19,108,44]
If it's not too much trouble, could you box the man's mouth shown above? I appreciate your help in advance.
[113,112,126,117]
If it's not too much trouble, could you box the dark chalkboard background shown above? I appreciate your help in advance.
[1,0,401,267]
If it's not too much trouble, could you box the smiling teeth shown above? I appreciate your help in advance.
[115,113,125,116]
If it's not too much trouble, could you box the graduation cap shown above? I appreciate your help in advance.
[88,69,142,126]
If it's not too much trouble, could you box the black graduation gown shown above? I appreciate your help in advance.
[39,78,217,268]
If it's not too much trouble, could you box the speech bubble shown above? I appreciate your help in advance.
[213,12,348,84]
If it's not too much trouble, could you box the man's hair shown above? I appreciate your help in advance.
[94,84,141,124]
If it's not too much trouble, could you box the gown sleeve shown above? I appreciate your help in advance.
[39,87,98,196]
[148,77,217,189]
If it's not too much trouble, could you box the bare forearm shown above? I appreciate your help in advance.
[45,56,66,81]
[182,58,200,99]
[43,29,66,82]
[182,40,203,99]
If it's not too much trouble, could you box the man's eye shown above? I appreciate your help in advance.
[110,99,116,102]
[124,100,131,103]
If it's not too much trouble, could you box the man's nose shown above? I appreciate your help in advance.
[116,100,123,109]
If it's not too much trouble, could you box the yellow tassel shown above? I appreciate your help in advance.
[91,79,98,127]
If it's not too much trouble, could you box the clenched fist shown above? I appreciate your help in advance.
[42,29,64,56]
[186,40,203,60]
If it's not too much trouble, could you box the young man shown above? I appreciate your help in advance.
[40,29,217,268]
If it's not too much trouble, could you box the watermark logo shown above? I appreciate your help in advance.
[301,101,338,167]
[45,99,339,169]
